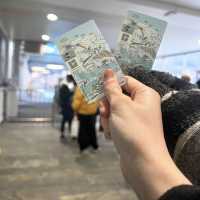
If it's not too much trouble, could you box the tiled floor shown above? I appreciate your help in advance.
[0,122,138,200]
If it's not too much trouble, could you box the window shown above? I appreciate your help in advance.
[154,51,200,83]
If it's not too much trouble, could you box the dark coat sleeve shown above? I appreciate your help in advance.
[159,185,200,200]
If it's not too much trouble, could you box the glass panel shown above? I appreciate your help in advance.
[154,52,200,83]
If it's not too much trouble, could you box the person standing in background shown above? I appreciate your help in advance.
[52,78,63,126]
[72,87,99,153]
[59,75,75,139]
[181,74,191,83]
[196,79,200,89]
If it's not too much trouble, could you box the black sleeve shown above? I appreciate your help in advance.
[159,185,200,200]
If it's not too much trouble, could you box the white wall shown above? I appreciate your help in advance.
[0,88,4,123]
[158,24,200,55]
[6,88,18,118]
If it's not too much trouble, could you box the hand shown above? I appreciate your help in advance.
[99,69,191,200]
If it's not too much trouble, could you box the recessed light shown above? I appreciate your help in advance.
[41,34,50,41]
[47,13,58,21]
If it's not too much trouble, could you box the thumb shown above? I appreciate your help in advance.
[103,69,122,104]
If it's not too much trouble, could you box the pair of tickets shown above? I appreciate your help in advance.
[56,10,167,103]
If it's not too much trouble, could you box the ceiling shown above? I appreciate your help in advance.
[0,0,200,55]
[156,0,200,10]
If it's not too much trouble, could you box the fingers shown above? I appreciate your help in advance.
[100,69,124,140]
[99,98,110,118]
[122,76,148,99]
[123,76,147,93]
[99,99,112,140]
[103,69,122,104]
[100,116,112,140]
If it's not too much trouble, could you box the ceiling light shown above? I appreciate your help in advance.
[41,34,50,41]
[47,13,58,21]
[32,66,49,74]
[198,39,200,45]
[46,64,64,70]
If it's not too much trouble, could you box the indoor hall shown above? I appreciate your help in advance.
[0,0,200,200]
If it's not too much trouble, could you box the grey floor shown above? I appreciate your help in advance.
[0,122,138,200]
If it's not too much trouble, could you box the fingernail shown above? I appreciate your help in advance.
[104,69,114,81]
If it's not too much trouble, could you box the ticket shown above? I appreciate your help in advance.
[116,10,167,73]
[56,20,125,102]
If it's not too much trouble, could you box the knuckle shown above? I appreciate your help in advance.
[110,94,126,108]
[153,90,161,100]
[110,96,119,108]
[148,88,161,101]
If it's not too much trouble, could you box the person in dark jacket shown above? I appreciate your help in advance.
[59,75,75,139]
[196,79,200,89]
[100,69,200,200]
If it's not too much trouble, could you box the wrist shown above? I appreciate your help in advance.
[127,150,191,200]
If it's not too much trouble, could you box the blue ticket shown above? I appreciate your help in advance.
[56,20,125,102]
[116,10,167,73]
